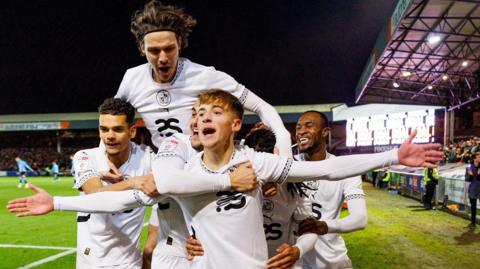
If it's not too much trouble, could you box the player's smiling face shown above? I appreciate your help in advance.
[99,114,136,156]
[295,112,328,153]
[196,103,241,150]
[142,31,181,83]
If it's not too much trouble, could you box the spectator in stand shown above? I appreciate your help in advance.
[465,153,480,229]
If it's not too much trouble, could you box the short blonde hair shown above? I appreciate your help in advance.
[197,89,244,119]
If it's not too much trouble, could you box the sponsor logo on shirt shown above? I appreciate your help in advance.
[215,191,246,212]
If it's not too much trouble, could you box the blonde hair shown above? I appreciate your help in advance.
[197,89,244,119]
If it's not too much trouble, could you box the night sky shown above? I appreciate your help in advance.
[0,0,396,114]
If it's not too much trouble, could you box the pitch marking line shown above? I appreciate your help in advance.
[0,244,76,269]
[0,244,74,250]
[19,249,77,269]
[2,221,148,267]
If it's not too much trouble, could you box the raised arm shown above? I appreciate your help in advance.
[242,90,292,157]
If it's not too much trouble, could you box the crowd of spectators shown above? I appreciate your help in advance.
[0,129,155,174]
[444,136,480,163]
[0,131,100,173]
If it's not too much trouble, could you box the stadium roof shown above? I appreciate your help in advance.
[355,0,480,110]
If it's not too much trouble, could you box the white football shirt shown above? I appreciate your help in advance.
[73,142,150,267]
[181,145,293,269]
[297,153,365,269]
[263,183,311,258]
[115,58,248,148]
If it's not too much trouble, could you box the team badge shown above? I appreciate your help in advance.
[156,89,171,107]
[262,199,274,213]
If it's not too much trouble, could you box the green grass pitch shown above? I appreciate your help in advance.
[0,177,152,269]
[1,177,479,268]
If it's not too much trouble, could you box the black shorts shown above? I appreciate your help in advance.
[20,171,26,176]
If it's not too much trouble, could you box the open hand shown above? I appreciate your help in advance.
[398,129,444,168]
[7,184,54,217]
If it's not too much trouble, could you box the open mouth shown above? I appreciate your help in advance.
[105,142,120,148]
[298,137,309,145]
[158,66,170,73]
[191,127,199,136]
[202,127,216,136]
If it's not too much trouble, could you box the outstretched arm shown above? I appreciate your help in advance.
[7,184,160,216]
[286,130,443,183]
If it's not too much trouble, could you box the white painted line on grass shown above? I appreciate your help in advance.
[19,248,77,269]
[0,244,75,250]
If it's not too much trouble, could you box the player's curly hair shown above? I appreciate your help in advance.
[244,128,276,154]
[98,98,136,126]
[244,126,310,198]
[130,0,197,54]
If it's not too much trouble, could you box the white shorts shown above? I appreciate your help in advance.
[76,255,142,269]
[151,254,190,269]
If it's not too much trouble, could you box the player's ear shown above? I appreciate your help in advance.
[232,118,242,132]
[129,125,137,139]
[139,42,146,56]
[321,127,330,138]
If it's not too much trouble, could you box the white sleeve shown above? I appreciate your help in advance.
[115,71,129,100]
[250,150,293,184]
[73,151,99,190]
[286,149,399,182]
[242,90,292,157]
[149,204,159,227]
[324,178,367,233]
[53,190,161,213]
[152,137,231,196]
[294,233,317,258]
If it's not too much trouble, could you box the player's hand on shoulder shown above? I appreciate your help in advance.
[229,161,258,192]
[265,243,300,269]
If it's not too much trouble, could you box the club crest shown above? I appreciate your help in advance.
[156,89,171,107]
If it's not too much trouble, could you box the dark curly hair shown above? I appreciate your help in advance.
[98,98,136,126]
[244,126,310,198]
[130,0,197,54]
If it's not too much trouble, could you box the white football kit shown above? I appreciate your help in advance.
[115,58,291,156]
[175,147,398,269]
[54,134,235,269]
[73,142,150,268]
[181,145,293,269]
[263,183,312,258]
[298,153,366,269]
